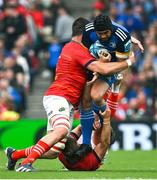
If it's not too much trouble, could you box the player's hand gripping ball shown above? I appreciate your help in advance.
[89,41,111,62]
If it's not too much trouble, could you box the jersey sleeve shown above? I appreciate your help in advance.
[82,30,92,49]
[115,28,132,59]
[75,46,96,68]
[82,22,98,49]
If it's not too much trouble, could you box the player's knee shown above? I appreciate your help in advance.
[52,115,71,137]
[51,138,67,153]
[91,91,103,104]
[55,127,69,139]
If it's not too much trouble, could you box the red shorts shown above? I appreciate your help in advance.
[58,150,101,171]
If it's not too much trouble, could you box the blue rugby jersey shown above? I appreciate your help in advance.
[82,21,132,62]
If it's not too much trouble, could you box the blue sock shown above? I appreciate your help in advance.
[80,108,94,145]
[92,101,106,125]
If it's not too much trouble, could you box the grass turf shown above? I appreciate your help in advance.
[0,150,157,179]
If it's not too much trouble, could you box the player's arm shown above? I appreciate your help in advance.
[94,108,111,160]
[115,32,132,62]
[87,51,135,75]
[77,45,135,76]
[69,124,82,141]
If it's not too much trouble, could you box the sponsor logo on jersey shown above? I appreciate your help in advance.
[109,42,116,48]
[59,107,66,112]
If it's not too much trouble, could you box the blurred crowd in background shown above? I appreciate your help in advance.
[0,0,156,121]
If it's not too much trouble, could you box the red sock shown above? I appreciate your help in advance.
[107,92,119,117]
[103,88,111,101]
[20,140,50,165]
[12,146,34,161]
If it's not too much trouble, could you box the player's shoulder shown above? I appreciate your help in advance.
[64,41,80,50]
[82,22,97,48]
[112,21,131,42]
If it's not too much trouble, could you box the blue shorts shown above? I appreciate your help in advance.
[98,74,118,87]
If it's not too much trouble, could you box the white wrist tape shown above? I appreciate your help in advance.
[126,59,132,67]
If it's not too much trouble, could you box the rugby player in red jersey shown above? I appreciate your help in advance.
[5,17,136,172]
[58,108,111,171]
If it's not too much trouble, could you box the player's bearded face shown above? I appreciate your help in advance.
[96,30,112,41]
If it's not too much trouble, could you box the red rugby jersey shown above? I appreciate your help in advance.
[45,41,95,107]
[58,151,101,171]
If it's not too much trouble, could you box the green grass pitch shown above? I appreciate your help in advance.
[1,150,157,179]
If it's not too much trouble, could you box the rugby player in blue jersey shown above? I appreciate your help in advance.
[78,14,144,156]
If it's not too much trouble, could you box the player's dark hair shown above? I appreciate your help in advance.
[72,17,89,37]
[94,14,112,31]
[62,137,79,156]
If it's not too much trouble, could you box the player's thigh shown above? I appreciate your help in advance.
[91,79,109,98]
[43,95,74,132]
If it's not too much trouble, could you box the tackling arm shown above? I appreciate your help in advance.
[87,52,135,75]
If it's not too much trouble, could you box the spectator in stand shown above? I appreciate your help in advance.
[55,6,74,47]
[142,63,157,119]
[18,0,29,8]
[47,36,61,81]
[116,5,145,34]
[14,72,27,113]
[3,55,24,78]
[0,78,22,112]
[40,8,54,50]
[2,55,27,112]
[12,47,30,90]
[0,91,20,121]
[0,66,5,79]
[27,1,44,52]
[4,67,27,113]
[14,35,40,91]
[49,0,65,27]
[3,0,28,16]
[28,2,44,29]
[126,89,147,121]
[0,38,12,67]
[1,3,27,50]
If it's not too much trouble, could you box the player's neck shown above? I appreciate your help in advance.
[71,35,82,44]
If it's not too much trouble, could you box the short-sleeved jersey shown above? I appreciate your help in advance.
[82,21,131,61]
[45,41,95,107]
[58,150,101,171]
